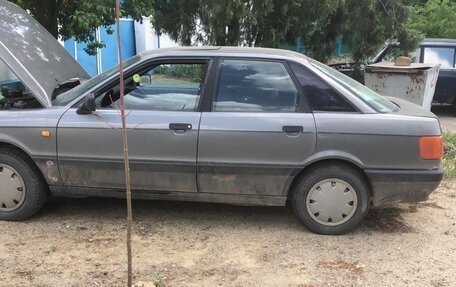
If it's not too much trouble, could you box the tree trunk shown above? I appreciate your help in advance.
[227,18,240,46]
[32,0,61,38]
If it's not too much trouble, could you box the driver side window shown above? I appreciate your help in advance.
[96,62,207,111]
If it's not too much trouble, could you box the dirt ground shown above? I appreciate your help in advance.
[0,107,455,287]
[0,179,455,287]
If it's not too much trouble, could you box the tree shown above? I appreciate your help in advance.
[11,0,155,54]
[151,0,419,64]
[408,0,456,39]
[151,0,340,48]
[334,0,421,63]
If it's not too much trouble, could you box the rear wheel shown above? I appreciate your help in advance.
[292,163,369,235]
[0,148,48,220]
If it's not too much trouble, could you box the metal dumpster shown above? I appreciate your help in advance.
[365,62,440,110]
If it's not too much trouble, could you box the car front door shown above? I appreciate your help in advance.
[197,59,316,196]
[57,60,211,193]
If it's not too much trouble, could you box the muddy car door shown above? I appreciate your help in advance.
[197,58,316,196]
[57,60,211,193]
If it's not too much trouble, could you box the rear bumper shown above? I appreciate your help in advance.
[365,167,444,207]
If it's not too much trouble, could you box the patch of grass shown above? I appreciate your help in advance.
[153,273,166,287]
[443,131,456,179]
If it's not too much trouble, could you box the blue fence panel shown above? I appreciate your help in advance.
[100,20,136,73]
[64,19,136,76]
[100,27,118,73]
[119,20,136,61]
[76,42,98,77]
[64,38,76,58]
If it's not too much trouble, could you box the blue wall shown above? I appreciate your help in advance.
[64,19,136,77]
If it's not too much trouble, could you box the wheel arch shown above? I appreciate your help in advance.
[0,140,34,160]
[284,156,373,201]
[0,140,48,184]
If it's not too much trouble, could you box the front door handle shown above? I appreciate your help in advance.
[282,125,303,133]
[169,123,192,131]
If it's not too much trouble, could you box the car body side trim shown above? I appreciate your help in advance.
[198,163,296,175]
[49,186,287,206]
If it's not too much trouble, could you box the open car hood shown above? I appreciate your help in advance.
[0,0,90,107]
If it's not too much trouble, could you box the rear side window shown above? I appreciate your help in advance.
[289,62,355,112]
[213,60,299,112]
[423,47,455,68]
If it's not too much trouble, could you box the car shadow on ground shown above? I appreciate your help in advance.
[31,196,414,234]
[36,196,300,229]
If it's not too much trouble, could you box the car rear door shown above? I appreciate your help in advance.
[57,59,211,193]
[197,58,316,196]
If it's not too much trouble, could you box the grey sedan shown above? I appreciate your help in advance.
[0,1,443,234]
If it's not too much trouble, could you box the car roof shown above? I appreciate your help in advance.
[137,46,310,62]
[420,38,456,47]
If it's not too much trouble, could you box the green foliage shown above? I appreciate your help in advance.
[13,0,423,62]
[169,64,203,82]
[339,0,421,63]
[443,131,456,179]
[11,0,155,55]
[153,273,166,287]
[154,64,203,82]
[408,0,456,39]
[151,0,340,48]
[151,0,419,63]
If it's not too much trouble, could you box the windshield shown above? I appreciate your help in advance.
[309,59,399,113]
[52,55,141,106]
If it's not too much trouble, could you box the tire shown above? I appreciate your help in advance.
[0,147,48,220]
[292,163,370,235]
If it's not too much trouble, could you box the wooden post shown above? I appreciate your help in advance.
[115,0,133,286]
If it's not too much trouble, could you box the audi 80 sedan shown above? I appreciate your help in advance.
[0,1,444,234]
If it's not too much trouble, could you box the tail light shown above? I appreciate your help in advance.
[419,136,443,160]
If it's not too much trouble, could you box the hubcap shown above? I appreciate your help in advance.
[306,178,357,226]
[0,164,26,212]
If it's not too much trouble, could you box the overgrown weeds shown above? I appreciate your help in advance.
[443,131,456,178]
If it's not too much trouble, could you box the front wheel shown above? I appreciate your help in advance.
[0,148,48,220]
[292,163,370,235]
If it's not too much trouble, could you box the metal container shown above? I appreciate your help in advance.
[365,62,440,110]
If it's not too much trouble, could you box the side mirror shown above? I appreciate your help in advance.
[76,93,96,115]
[140,74,151,86]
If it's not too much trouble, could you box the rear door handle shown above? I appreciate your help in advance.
[282,125,303,133]
[169,123,192,131]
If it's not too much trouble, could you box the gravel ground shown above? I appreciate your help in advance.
[0,105,454,287]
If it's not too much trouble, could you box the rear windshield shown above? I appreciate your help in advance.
[309,59,399,113]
